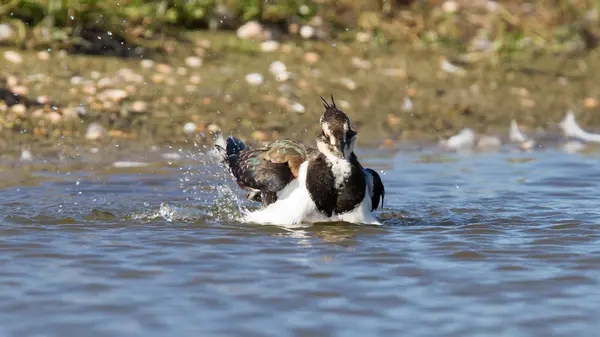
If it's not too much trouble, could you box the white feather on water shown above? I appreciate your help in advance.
[559,111,600,143]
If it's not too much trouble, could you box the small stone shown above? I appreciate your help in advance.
[36,95,50,105]
[442,1,459,13]
[356,32,372,43]
[289,23,299,34]
[4,51,22,64]
[156,63,173,74]
[189,75,202,84]
[194,47,205,57]
[303,52,320,64]
[185,56,203,68]
[31,109,44,118]
[584,97,598,109]
[71,76,84,85]
[203,97,212,105]
[85,123,107,141]
[36,51,50,61]
[290,102,305,114]
[275,72,290,82]
[165,78,176,86]
[338,100,351,110]
[245,73,264,86]
[20,150,33,161]
[97,77,113,88]
[300,25,315,39]
[12,85,28,96]
[61,107,80,120]
[10,104,26,116]
[131,101,148,113]
[140,59,154,68]
[260,40,280,52]
[383,138,395,147]
[90,71,101,79]
[184,85,197,93]
[252,130,268,141]
[387,114,402,127]
[351,57,372,70]
[151,74,165,84]
[46,111,62,124]
[6,75,18,87]
[0,24,14,42]
[237,21,265,40]
[207,124,220,133]
[340,78,357,91]
[117,68,144,83]
[183,122,197,134]
[125,85,137,94]
[269,61,287,75]
[174,96,186,105]
[100,89,128,102]
[176,67,188,76]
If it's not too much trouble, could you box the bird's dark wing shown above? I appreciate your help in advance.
[230,140,309,194]
[364,168,385,211]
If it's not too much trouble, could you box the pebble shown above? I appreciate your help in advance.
[97,77,113,88]
[356,32,372,43]
[194,47,205,57]
[4,50,23,64]
[61,107,80,120]
[117,68,144,83]
[90,71,101,79]
[303,52,320,64]
[99,89,128,102]
[10,104,26,116]
[260,40,280,52]
[36,51,50,61]
[46,111,62,124]
[85,123,107,141]
[207,124,221,133]
[252,130,268,141]
[12,85,28,96]
[6,75,18,87]
[185,56,203,68]
[584,97,598,109]
[189,75,202,84]
[36,95,50,105]
[131,101,148,113]
[340,78,357,91]
[237,21,265,40]
[176,67,188,76]
[183,122,197,134]
[275,72,290,82]
[290,102,306,114]
[402,97,413,111]
[70,76,84,85]
[300,25,315,39]
[245,73,264,86]
[184,85,197,93]
[442,1,459,13]
[338,100,351,110]
[140,59,154,68]
[20,150,33,161]
[269,61,287,75]
[0,24,14,42]
[31,109,44,118]
[156,63,173,74]
[351,57,372,70]
[151,73,165,84]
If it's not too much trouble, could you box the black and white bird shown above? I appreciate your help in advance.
[215,96,385,225]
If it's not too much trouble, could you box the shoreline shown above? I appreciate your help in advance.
[2,31,600,151]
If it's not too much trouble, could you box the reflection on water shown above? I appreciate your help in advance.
[1,144,600,336]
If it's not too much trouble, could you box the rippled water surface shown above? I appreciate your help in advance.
[2,144,600,337]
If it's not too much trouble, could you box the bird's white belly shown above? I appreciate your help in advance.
[242,162,381,226]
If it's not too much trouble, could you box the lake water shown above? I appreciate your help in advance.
[1,142,599,337]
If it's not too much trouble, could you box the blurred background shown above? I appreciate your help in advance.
[2,0,600,151]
